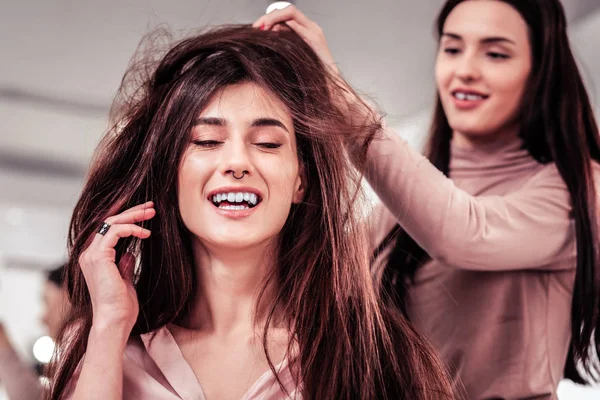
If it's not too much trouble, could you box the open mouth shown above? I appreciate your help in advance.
[210,191,262,210]
[452,91,489,101]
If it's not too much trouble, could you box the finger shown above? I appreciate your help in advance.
[284,19,313,42]
[123,201,154,213]
[272,24,291,32]
[254,5,311,30]
[115,201,154,216]
[105,207,156,226]
[95,223,151,249]
[117,253,136,284]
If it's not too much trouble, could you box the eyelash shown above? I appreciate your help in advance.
[192,140,282,149]
[192,140,222,148]
[443,48,510,60]
[487,52,510,59]
[444,48,460,55]
[256,142,282,149]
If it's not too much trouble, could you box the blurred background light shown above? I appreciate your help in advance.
[32,335,55,364]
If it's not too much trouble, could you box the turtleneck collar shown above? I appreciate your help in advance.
[450,136,540,180]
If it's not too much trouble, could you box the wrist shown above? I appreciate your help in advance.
[90,318,132,346]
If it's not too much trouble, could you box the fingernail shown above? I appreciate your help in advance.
[260,24,265,30]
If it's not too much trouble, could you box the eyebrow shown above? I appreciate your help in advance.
[194,117,225,126]
[251,118,289,132]
[442,32,516,45]
[194,117,289,132]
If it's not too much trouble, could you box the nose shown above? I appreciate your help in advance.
[455,51,481,83]
[221,139,253,180]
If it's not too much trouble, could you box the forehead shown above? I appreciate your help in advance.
[444,1,529,44]
[200,82,293,125]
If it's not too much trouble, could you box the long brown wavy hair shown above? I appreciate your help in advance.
[47,26,454,399]
[379,0,600,384]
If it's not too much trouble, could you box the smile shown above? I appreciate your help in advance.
[452,91,489,101]
[210,191,262,210]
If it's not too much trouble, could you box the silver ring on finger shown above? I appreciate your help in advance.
[97,222,111,236]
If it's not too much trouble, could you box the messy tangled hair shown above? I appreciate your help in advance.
[381,0,600,385]
[48,25,453,399]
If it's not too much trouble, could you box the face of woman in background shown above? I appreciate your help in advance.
[41,281,70,339]
[435,0,532,141]
[178,81,304,252]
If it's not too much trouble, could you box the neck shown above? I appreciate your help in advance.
[453,122,520,151]
[184,238,281,335]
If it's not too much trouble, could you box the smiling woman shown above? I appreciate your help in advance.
[46,26,455,400]
[179,83,304,250]
[256,0,600,398]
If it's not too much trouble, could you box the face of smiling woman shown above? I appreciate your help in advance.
[178,82,304,252]
[435,0,532,142]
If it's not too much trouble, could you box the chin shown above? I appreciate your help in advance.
[209,234,274,250]
[449,121,498,138]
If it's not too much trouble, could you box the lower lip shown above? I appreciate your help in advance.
[212,204,259,219]
[452,95,487,110]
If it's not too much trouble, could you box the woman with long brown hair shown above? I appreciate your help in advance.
[47,25,453,400]
[257,0,600,398]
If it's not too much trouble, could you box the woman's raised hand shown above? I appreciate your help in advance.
[78,201,155,331]
[253,5,339,74]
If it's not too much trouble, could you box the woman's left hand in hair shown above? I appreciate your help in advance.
[253,5,339,74]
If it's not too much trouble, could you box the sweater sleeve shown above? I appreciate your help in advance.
[358,129,579,271]
[0,347,43,400]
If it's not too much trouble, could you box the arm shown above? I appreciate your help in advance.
[256,7,577,271]
[361,130,576,271]
[64,322,130,400]
[64,202,155,399]
[0,325,43,400]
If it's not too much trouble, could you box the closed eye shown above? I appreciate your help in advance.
[192,140,223,148]
[255,142,282,149]
[487,52,510,60]
[444,48,460,55]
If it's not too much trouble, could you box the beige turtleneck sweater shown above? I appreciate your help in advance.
[365,130,599,400]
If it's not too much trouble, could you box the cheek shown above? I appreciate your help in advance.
[435,57,453,90]
[270,157,300,196]
[179,156,210,197]
[490,65,530,101]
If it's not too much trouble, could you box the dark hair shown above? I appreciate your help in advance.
[46,265,66,288]
[47,25,454,399]
[379,0,600,384]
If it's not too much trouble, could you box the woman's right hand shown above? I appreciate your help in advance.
[78,201,155,332]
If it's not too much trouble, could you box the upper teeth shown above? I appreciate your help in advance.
[455,92,484,101]
[212,192,258,205]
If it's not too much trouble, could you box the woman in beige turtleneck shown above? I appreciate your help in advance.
[256,1,600,399]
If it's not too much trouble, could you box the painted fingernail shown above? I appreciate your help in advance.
[260,24,265,30]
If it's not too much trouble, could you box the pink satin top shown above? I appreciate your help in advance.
[64,325,300,400]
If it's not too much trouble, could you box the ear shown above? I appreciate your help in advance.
[292,164,306,204]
